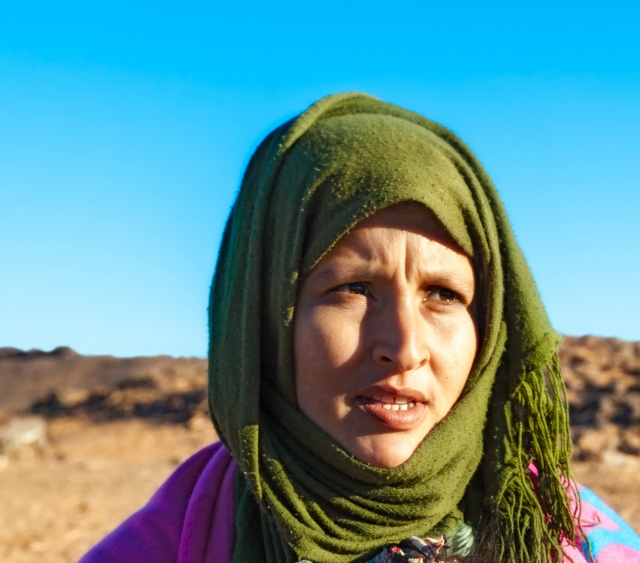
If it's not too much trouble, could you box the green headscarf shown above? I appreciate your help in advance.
[208,93,581,563]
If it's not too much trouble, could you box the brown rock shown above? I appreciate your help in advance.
[574,425,620,461]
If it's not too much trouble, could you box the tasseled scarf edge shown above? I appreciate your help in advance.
[486,355,594,563]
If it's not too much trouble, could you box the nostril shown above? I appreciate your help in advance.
[374,348,429,371]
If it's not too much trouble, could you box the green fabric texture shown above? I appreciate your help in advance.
[207,92,581,563]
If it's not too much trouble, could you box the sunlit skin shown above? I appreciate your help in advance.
[293,204,478,468]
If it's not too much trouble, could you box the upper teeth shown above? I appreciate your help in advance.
[369,393,416,410]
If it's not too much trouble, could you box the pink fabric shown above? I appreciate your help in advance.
[563,539,590,562]
[78,441,237,563]
[563,478,591,563]
[527,463,640,562]
[596,544,640,562]
[572,485,640,562]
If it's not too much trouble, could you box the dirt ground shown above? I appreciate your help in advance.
[1,416,639,563]
[1,339,639,563]
[0,416,216,563]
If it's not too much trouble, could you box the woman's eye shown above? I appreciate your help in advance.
[426,286,462,303]
[334,282,368,296]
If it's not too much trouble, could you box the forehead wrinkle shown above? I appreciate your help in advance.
[357,225,473,287]
[310,241,385,284]
[330,226,411,283]
[312,226,474,297]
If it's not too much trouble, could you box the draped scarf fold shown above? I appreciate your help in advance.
[207,93,580,563]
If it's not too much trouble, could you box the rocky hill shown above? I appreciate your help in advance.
[0,337,638,562]
[560,335,640,461]
[1,337,639,462]
[0,346,208,423]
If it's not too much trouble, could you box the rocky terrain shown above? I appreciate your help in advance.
[1,336,639,563]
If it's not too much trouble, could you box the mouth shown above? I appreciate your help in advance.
[366,393,416,410]
[356,386,428,430]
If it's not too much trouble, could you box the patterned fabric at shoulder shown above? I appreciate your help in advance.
[576,487,640,563]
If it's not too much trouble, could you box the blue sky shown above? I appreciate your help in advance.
[1,1,639,357]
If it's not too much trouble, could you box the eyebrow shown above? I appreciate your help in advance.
[307,264,372,286]
[308,262,475,294]
[433,275,476,302]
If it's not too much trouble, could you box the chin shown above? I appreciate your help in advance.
[352,438,418,468]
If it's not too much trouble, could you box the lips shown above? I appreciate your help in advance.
[356,386,428,430]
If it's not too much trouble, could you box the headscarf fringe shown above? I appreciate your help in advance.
[488,354,591,563]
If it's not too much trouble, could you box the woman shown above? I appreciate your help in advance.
[79,93,640,563]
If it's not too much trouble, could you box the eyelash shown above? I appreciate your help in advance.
[333,282,369,296]
[332,283,465,304]
[427,286,464,304]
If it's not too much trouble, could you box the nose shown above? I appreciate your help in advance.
[371,292,429,372]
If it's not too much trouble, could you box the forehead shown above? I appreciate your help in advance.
[308,203,475,285]
[349,203,464,252]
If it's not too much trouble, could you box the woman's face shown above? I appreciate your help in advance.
[293,204,478,468]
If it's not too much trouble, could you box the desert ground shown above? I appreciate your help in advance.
[1,336,639,563]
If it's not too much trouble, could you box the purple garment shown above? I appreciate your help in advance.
[79,441,237,563]
[79,441,640,563]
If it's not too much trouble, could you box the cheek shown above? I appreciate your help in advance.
[296,308,361,368]
[455,314,479,374]
[434,313,478,401]
[293,308,361,406]
[466,314,479,369]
